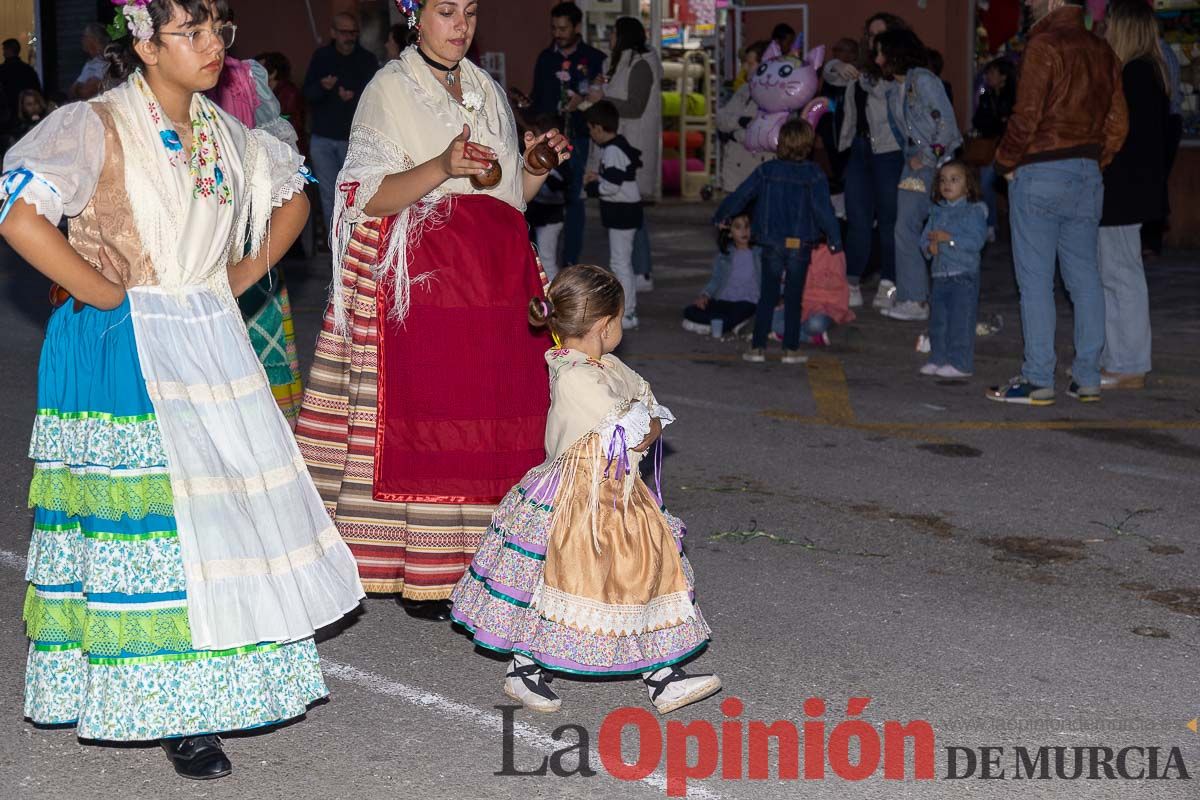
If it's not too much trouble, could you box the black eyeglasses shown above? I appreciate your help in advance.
[334,28,360,36]
[160,24,237,52]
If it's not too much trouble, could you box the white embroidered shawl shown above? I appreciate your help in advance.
[329,46,523,333]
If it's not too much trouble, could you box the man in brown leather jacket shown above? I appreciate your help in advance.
[986,0,1128,406]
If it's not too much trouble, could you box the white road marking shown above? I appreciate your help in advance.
[320,660,724,800]
[0,553,724,799]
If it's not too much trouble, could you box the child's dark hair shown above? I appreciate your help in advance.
[528,265,624,340]
[718,212,751,254]
[776,118,814,161]
[531,112,564,136]
[932,159,982,203]
[584,100,619,133]
[105,0,231,88]
[256,51,292,82]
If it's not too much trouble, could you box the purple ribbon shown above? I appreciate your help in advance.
[653,436,664,507]
[604,425,629,481]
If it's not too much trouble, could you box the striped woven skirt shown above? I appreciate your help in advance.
[23,299,326,741]
[295,219,492,598]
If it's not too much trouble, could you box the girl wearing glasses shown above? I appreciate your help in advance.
[0,0,364,781]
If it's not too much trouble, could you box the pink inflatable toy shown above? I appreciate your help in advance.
[744,42,831,154]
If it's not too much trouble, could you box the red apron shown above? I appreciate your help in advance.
[374,194,551,504]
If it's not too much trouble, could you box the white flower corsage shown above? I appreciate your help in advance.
[461,90,484,113]
[108,0,153,42]
[125,5,153,40]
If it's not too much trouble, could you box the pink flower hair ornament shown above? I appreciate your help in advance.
[108,0,154,42]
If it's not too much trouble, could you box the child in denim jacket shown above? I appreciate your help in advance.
[920,160,988,378]
[713,119,841,364]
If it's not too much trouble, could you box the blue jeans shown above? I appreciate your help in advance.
[309,134,350,227]
[844,138,902,284]
[754,245,811,350]
[930,272,980,373]
[563,135,590,266]
[1009,159,1106,388]
[980,164,999,229]
[633,222,652,277]
[895,169,935,304]
[772,311,833,338]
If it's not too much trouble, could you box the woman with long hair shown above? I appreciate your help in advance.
[0,0,363,779]
[1096,0,1169,390]
[294,0,570,619]
[875,27,960,323]
[823,12,909,310]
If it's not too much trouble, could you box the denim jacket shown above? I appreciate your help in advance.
[887,68,962,184]
[703,246,763,299]
[712,160,842,252]
[922,198,988,278]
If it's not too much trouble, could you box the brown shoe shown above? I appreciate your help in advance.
[1100,371,1146,390]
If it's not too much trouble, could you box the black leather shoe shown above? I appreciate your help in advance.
[399,598,452,621]
[162,735,232,780]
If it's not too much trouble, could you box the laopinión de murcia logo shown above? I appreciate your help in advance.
[496,698,1193,796]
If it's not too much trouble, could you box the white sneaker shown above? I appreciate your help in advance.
[621,314,639,330]
[935,364,973,378]
[503,655,561,713]
[881,300,929,321]
[872,279,896,310]
[848,284,863,308]
[681,319,711,335]
[643,667,722,714]
[635,275,654,292]
[742,348,766,363]
[919,362,942,376]
[781,350,809,365]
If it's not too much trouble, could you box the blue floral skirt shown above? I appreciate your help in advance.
[22,300,327,741]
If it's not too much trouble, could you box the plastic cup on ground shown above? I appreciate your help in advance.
[711,318,725,338]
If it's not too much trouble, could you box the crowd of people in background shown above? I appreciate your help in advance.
[0,0,1183,407]
[703,0,1176,405]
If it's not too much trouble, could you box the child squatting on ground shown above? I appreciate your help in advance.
[919,160,988,378]
[525,112,572,281]
[583,100,644,330]
[712,119,843,364]
[681,212,761,337]
[449,264,721,715]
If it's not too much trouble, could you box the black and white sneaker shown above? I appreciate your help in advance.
[503,655,561,712]
[642,666,721,714]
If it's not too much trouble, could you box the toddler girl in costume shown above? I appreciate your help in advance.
[450,265,720,714]
[920,160,988,378]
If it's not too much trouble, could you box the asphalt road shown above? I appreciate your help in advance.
[1,204,1197,800]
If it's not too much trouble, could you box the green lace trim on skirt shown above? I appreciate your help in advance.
[28,466,174,521]
[24,586,193,656]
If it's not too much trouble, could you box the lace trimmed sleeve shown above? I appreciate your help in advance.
[248,127,311,208]
[0,102,105,226]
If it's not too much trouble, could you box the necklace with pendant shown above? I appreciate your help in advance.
[417,46,460,87]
